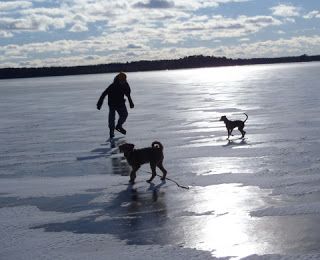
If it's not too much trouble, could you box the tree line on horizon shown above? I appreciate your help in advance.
[0,54,319,79]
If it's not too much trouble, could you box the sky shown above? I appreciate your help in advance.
[0,0,319,68]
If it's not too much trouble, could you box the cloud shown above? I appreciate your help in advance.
[283,17,295,23]
[276,30,285,35]
[69,23,88,32]
[238,38,250,42]
[132,0,251,11]
[0,1,32,11]
[0,0,253,37]
[0,13,67,32]
[20,7,70,17]
[270,4,300,17]
[127,43,143,49]
[0,1,114,34]
[303,10,320,19]
[0,30,13,38]
[214,35,320,58]
[0,0,317,68]
[1,34,320,68]
[168,15,282,39]
[133,0,175,9]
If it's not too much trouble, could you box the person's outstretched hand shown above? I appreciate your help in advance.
[97,103,101,110]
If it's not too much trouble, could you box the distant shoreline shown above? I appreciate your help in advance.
[1,54,319,80]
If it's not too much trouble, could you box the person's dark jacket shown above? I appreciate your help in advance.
[97,80,134,109]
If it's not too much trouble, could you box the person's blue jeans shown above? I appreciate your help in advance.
[108,104,128,133]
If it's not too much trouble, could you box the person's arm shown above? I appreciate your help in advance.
[128,95,134,109]
[96,87,109,110]
[124,83,134,108]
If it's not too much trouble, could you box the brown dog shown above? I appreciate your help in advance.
[119,141,167,184]
[219,113,248,139]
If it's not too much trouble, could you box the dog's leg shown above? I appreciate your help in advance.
[147,162,157,183]
[129,165,140,184]
[227,128,231,139]
[157,161,167,181]
[230,127,234,136]
[238,126,246,138]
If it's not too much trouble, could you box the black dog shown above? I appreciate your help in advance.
[219,113,248,139]
[119,141,167,184]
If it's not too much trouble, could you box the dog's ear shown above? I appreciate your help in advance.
[128,144,135,150]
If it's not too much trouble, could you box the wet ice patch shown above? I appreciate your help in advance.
[0,175,123,199]
[251,202,320,217]
[176,210,216,217]
[0,206,214,260]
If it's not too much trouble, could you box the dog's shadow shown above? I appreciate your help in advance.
[128,180,166,202]
[223,138,247,147]
[147,181,166,202]
[33,181,169,245]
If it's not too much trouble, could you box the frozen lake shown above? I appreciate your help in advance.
[1,62,320,259]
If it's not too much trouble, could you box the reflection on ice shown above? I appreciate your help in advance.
[185,184,268,257]
[28,182,274,258]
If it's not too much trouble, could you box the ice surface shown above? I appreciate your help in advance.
[0,206,215,260]
[1,62,320,259]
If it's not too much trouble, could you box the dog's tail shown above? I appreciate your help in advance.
[152,141,163,150]
[243,113,248,123]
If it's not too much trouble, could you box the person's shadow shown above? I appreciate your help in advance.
[76,137,125,161]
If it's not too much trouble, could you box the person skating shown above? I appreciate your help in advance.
[97,72,134,139]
